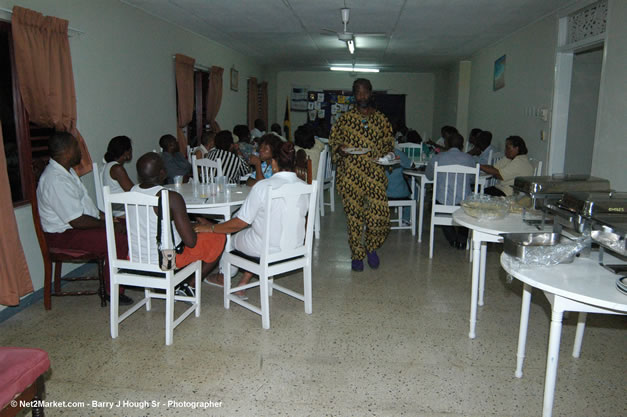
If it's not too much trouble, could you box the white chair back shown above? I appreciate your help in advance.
[320,145,335,215]
[103,186,201,345]
[192,155,223,183]
[530,158,543,176]
[397,143,422,164]
[186,145,193,163]
[429,162,479,258]
[314,148,328,239]
[93,162,105,212]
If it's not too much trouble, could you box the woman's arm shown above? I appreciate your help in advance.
[110,164,134,191]
[194,217,249,234]
[480,164,503,180]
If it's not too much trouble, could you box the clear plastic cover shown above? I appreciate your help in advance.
[502,234,590,267]
[460,193,509,220]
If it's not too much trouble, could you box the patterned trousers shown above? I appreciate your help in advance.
[337,163,390,260]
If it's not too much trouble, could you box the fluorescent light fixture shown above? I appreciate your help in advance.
[347,39,355,54]
[330,66,380,73]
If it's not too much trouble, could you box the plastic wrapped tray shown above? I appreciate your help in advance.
[460,193,509,220]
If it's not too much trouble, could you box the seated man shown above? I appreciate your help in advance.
[466,128,483,156]
[206,130,251,184]
[294,125,325,178]
[386,147,413,223]
[193,130,215,160]
[36,132,133,305]
[426,132,476,249]
[233,124,255,162]
[474,130,495,165]
[250,118,266,140]
[269,123,288,142]
[159,134,191,183]
[133,153,226,290]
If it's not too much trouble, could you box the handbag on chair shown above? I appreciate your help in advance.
[156,195,184,271]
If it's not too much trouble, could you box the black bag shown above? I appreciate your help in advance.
[156,193,184,271]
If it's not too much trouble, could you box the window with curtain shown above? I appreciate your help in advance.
[187,68,210,146]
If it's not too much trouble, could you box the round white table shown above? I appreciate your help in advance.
[501,253,626,417]
[453,209,553,338]
[164,182,250,219]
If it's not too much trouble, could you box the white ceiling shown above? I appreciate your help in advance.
[121,0,578,72]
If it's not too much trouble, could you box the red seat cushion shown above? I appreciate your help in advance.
[49,247,96,258]
[0,347,50,409]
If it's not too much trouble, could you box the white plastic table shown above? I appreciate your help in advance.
[500,253,626,417]
[453,209,552,338]
[164,182,250,220]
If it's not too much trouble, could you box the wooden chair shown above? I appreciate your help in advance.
[429,162,479,258]
[295,149,313,184]
[0,347,50,417]
[223,181,318,329]
[31,161,106,310]
[104,186,201,345]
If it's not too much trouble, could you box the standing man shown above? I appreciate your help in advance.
[329,78,394,272]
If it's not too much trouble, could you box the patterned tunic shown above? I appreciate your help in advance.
[329,108,394,260]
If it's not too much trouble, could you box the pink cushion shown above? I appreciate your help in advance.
[0,347,50,409]
[49,247,94,258]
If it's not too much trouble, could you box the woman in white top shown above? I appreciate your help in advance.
[194,142,309,297]
[102,135,134,193]
[481,135,533,196]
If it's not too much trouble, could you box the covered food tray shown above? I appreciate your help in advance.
[513,175,610,195]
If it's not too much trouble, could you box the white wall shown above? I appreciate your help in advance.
[432,64,458,140]
[273,71,434,140]
[1,0,266,305]
[591,0,627,190]
[564,48,603,175]
[467,15,557,165]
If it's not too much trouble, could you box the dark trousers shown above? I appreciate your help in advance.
[436,200,469,245]
[45,228,129,294]
[484,186,506,197]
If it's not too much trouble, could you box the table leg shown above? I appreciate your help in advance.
[515,283,533,378]
[469,232,481,339]
[542,306,564,417]
[478,242,487,306]
[418,177,426,243]
[572,312,587,358]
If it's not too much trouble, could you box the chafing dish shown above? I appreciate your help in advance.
[513,174,611,209]
[503,232,577,264]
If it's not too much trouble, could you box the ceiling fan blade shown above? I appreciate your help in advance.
[354,32,387,37]
[321,28,338,34]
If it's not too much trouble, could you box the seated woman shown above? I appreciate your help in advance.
[294,125,325,178]
[466,128,483,156]
[194,130,215,160]
[385,147,413,223]
[233,124,255,162]
[481,135,533,196]
[246,134,282,186]
[206,130,250,184]
[194,142,309,297]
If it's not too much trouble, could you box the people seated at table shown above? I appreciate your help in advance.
[426,132,476,249]
[386,147,413,223]
[427,125,458,151]
[233,124,255,161]
[294,124,325,178]
[194,130,215,160]
[102,135,134,193]
[194,142,309,298]
[473,130,495,165]
[159,134,191,183]
[206,130,251,184]
[466,128,483,156]
[250,118,266,140]
[37,132,133,305]
[246,134,282,186]
[481,135,533,197]
[133,152,226,290]
[406,130,422,144]
[270,123,288,142]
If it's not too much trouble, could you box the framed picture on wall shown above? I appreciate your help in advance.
[230,68,239,91]
[493,55,506,91]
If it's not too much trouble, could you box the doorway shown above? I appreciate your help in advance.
[563,46,603,175]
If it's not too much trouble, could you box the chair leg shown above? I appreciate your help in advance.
[320,186,326,217]
[32,375,46,417]
[53,262,62,293]
[260,274,270,329]
[165,284,175,346]
[145,288,152,311]
[224,261,231,309]
[330,180,335,212]
[43,259,52,310]
[429,223,435,259]
[195,263,201,317]
[411,204,416,236]
[268,277,273,296]
[98,259,107,307]
[110,282,120,339]
[304,265,312,314]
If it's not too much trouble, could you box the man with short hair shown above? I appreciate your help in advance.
[159,134,191,183]
[132,153,226,289]
[250,119,266,140]
[206,130,251,183]
[37,132,133,304]
[426,132,477,249]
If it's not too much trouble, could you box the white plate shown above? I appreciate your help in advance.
[374,159,400,166]
[345,147,370,155]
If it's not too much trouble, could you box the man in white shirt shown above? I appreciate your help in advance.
[37,132,133,304]
[250,119,266,140]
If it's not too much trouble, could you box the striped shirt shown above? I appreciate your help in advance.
[206,148,251,183]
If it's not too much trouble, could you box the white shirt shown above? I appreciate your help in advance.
[194,144,210,158]
[250,128,265,139]
[494,154,533,196]
[233,172,309,257]
[37,159,100,233]
[128,185,182,264]
[102,161,127,217]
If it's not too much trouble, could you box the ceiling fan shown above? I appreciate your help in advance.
[321,7,386,43]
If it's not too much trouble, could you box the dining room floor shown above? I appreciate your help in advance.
[1,199,626,417]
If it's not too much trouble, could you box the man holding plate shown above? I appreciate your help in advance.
[329,78,394,272]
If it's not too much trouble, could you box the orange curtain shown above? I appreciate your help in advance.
[11,6,92,176]
[206,66,223,132]
[247,77,258,130]
[175,53,195,152]
[0,121,33,306]
[259,81,268,132]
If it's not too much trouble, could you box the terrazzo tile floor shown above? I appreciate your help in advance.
[2,199,626,416]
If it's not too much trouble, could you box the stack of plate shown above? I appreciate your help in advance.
[617,276,627,295]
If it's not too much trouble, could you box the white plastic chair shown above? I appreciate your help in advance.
[314,148,328,239]
[397,142,422,165]
[93,162,104,212]
[103,186,202,346]
[186,145,193,163]
[192,155,223,183]
[223,180,318,329]
[320,145,335,216]
[429,162,479,258]
[530,158,543,176]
